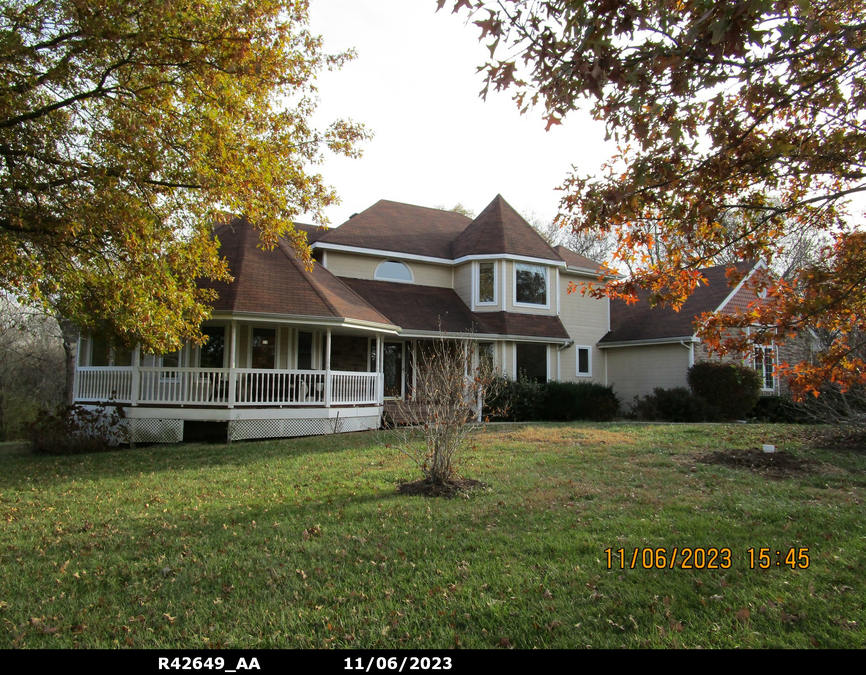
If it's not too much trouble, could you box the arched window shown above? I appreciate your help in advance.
[374,260,413,283]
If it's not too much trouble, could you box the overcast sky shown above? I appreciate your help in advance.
[304,0,615,229]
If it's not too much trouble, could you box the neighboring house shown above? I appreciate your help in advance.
[72,195,765,441]
[599,260,773,404]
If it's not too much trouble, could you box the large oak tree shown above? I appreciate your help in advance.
[1,0,368,352]
[444,0,866,395]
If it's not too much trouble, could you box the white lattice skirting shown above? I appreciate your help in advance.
[126,418,184,443]
[229,415,380,442]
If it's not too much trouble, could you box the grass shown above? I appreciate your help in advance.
[0,423,864,649]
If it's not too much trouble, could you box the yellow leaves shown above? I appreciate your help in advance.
[2,0,368,350]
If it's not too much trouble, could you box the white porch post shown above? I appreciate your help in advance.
[324,328,332,407]
[228,320,237,409]
[377,335,384,404]
[131,346,140,406]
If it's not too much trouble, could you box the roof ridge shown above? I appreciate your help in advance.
[375,198,475,218]
[223,220,248,306]
[275,238,344,318]
[275,237,389,323]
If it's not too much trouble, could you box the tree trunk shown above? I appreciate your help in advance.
[58,316,78,407]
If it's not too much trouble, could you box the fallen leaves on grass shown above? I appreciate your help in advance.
[396,477,486,498]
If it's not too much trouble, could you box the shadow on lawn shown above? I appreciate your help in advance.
[0,430,392,491]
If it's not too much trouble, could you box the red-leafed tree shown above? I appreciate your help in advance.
[442,0,866,397]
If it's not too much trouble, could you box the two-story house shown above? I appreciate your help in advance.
[72,194,766,442]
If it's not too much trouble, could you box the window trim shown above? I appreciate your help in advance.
[754,344,776,392]
[475,261,498,306]
[575,345,592,377]
[248,325,279,370]
[513,263,550,309]
[374,259,414,284]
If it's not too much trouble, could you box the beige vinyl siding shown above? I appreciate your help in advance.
[453,263,473,307]
[322,251,377,279]
[325,251,452,287]
[605,343,691,404]
[499,341,512,378]
[238,325,250,368]
[557,271,609,383]
[279,326,290,369]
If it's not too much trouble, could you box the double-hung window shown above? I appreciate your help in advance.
[477,262,496,305]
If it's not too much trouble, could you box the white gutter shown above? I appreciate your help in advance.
[680,340,695,367]
[208,311,401,334]
[597,335,700,349]
[312,242,566,268]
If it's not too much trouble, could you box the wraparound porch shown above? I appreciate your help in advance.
[73,318,393,442]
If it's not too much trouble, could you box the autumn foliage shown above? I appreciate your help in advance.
[444,0,866,397]
[0,1,369,352]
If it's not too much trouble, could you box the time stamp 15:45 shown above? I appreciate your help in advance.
[604,547,810,570]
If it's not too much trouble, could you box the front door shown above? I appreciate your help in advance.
[383,342,403,398]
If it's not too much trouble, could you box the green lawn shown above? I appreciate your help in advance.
[0,423,864,648]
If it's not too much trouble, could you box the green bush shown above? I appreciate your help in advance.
[485,378,620,422]
[28,404,128,455]
[687,362,761,420]
[632,387,717,423]
[543,381,620,422]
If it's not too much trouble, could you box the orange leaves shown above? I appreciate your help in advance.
[448,0,866,402]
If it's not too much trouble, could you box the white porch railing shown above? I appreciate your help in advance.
[139,368,231,405]
[234,369,326,406]
[74,367,133,403]
[75,367,380,407]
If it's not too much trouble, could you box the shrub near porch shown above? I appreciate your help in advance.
[0,423,863,648]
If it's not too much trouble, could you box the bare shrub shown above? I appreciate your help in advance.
[391,337,502,486]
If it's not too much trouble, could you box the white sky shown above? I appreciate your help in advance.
[304,0,614,229]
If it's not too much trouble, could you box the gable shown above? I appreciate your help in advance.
[599,262,757,344]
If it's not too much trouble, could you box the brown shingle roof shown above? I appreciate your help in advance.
[555,245,605,274]
[292,222,328,243]
[451,195,563,261]
[317,200,472,259]
[199,220,394,326]
[599,262,756,344]
[342,279,570,340]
